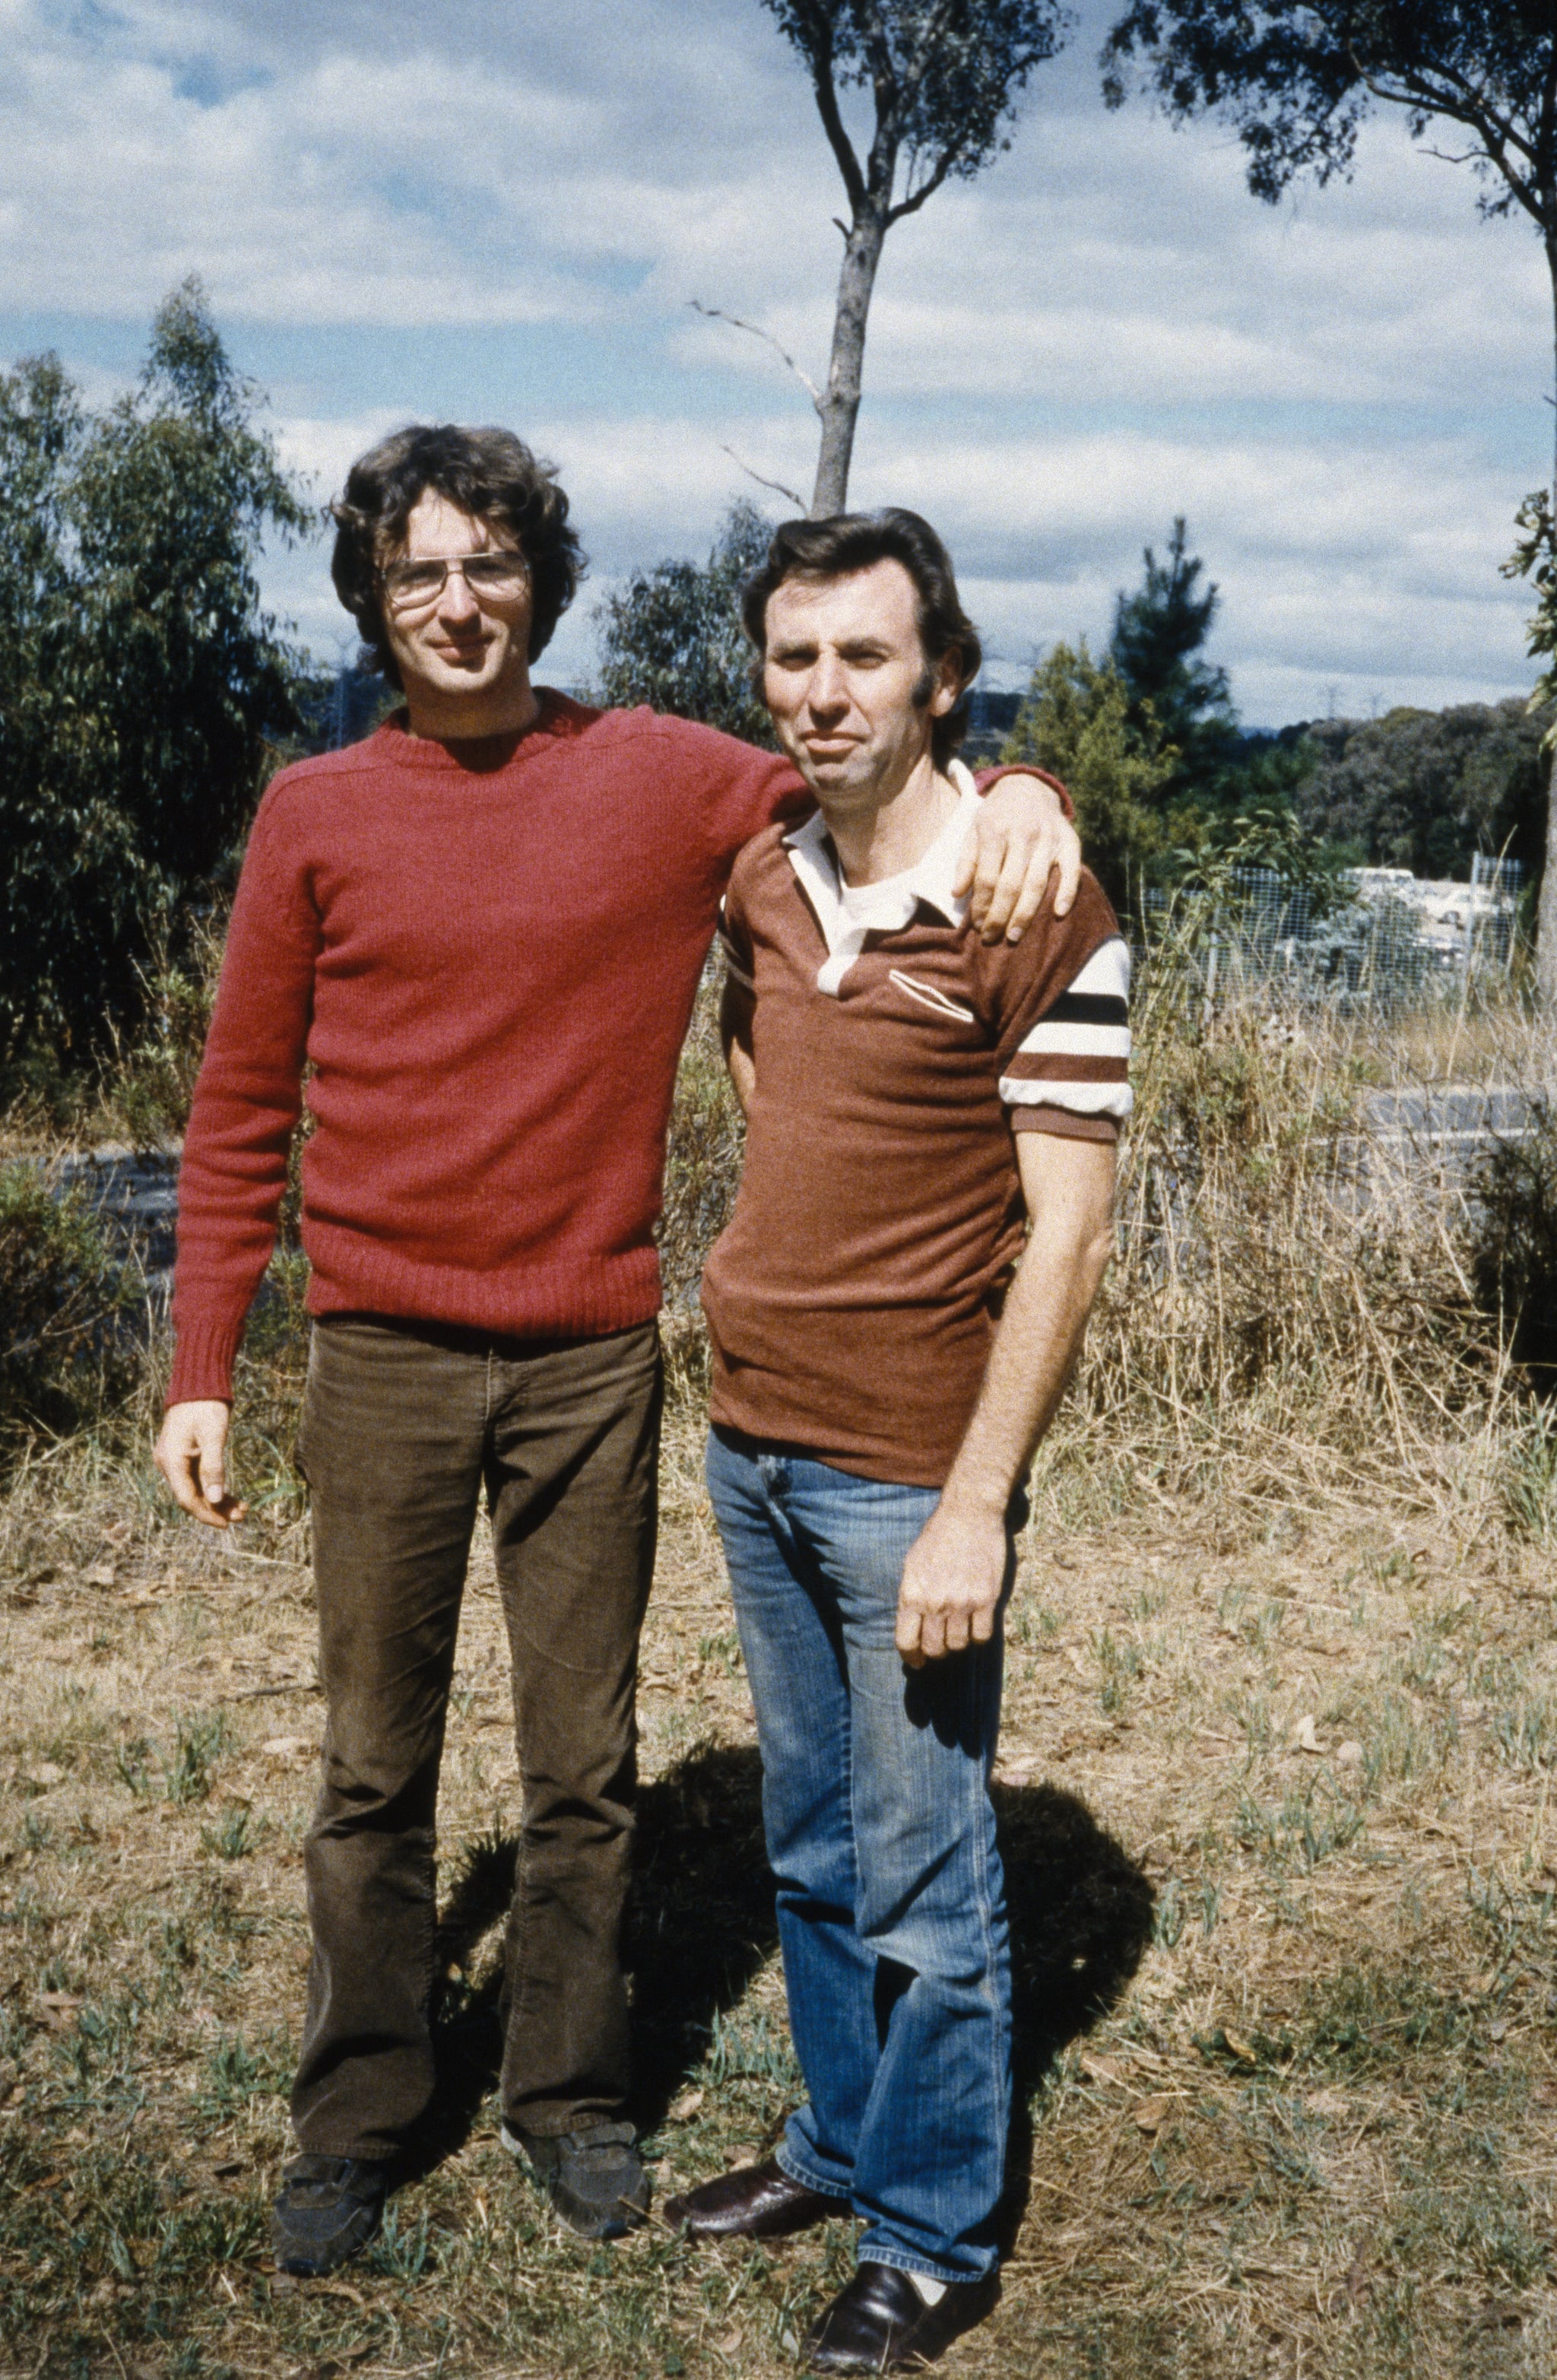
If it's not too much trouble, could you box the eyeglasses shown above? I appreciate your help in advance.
[381,552,529,613]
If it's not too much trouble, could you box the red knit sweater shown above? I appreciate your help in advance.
[167,693,798,1404]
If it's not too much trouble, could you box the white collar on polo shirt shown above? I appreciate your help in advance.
[782,759,981,998]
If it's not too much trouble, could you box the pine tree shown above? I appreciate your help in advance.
[1109,518,1238,791]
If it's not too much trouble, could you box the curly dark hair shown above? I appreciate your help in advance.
[330,424,585,685]
[741,509,983,768]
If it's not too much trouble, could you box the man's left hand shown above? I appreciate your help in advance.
[956,771,1082,942]
[895,1502,1007,1668]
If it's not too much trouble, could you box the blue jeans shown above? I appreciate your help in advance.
[705,1426,1013,2284]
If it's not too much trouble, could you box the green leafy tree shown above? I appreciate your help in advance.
[1000,639,1177,907]
[1100,1,1557,987]
[718,2,1070,513]
[1295,696,1551,878]
[0,280,312,1073]
[595,502,778,744]
[1102,4,1555,430]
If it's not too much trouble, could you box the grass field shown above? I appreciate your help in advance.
[3,969,1557,2378]
[2,1376,1557,2380]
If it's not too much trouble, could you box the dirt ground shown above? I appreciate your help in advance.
[2,1400,1556,2379]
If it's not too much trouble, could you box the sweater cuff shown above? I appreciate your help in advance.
[166,1316,245,1408]
[975,763,1075,820]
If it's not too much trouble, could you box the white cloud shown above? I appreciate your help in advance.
[6,0,1551,722]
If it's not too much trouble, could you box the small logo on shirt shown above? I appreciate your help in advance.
[889,969,975,1024]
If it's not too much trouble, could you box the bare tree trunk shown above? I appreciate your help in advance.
[1540,227,1557,1009]
[811,211,887,517]
[1539,798,1557,1004]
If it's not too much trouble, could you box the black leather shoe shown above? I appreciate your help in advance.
[663,2156,850,2240]
[270,2153,390,2277]
[805,2261,1000,2373]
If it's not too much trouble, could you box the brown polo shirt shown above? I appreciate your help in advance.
[700,770,1131,1487]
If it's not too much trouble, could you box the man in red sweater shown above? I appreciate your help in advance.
[153,424,1080,2276]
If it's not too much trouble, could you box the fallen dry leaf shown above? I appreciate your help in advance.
[307,2280,366,2309]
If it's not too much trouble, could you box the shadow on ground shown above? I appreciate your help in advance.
[405,1746,1153,2196]
[994,1775,1156,2247]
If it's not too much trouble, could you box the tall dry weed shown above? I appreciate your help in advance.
[1066,928,1557,1523]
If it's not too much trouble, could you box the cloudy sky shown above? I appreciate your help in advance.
[5,0,1552,722]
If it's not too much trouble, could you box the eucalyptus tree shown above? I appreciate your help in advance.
[0,280,312,1071]
[595,501,776,743]
[1102,5,1556,462]
[753,0,1073,513]
[1100,3,1557,988]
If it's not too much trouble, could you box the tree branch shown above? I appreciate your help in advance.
[719,443,805,509]
[848,0,910,202]
[689,300,825,412]
[1325,28,1552,234]
[788,0,868,211]
[889,138,967,222]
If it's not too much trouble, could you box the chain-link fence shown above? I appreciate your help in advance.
[1145,856,1524,1014]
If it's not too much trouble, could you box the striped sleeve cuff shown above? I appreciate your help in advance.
[1000,934,1133,1124]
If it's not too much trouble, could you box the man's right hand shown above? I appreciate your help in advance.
[154,1401,246,1529]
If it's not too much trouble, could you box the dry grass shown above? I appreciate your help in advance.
[2,978,1557,2377]
[3,1400,1557,2378]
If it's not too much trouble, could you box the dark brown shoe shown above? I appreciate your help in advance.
[805,2261,999,2372]
[663,2156,849,2241]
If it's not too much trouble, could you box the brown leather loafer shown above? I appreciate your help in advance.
[663,2156,850,2240]
[805,2261,999,2372]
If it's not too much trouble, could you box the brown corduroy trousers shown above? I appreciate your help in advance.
[290,1313,662,2161]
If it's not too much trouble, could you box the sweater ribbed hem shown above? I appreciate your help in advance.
[166,1316,245,1408]
[303,1239,664,1343]
[167,1248,664,1411]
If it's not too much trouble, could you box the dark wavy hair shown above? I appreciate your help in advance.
[741,509,983,767]
[330,424,585,686]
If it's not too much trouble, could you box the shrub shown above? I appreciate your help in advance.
[102,909,227,1151]
[1467,1094,1557,1390]
[0,1163,144,1450]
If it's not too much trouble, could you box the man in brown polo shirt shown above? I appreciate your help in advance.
[663,511,1128,2374]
